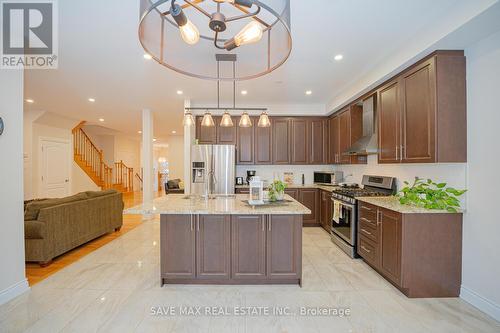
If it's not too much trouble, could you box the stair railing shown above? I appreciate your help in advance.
[114,160,134,192]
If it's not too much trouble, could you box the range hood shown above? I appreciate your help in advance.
[345,96,378,155]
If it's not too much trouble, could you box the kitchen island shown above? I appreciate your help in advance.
[125,194,311,286]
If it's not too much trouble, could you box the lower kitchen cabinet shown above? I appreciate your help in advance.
[231,215,266,280]
[319,190,332,232]
[161,214,302,284]
[267,215,302,279]
[284,188,298,200]
[298,188,319,226]
[357,202,462,297]
[196,215,231,279]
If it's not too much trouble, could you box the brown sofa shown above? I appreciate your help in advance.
[24,189,124,265]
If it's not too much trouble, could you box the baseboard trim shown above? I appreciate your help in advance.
[460,285,500,321]
[0,279,30,306]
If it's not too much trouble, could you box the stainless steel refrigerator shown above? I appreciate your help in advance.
[191,145,235,196]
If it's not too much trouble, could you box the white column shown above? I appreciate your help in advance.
[142,109,154,203]
[183,100,194,194]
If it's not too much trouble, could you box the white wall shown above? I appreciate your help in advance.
[459,29,500,320]
[236,165,335,186]
[0,70,29,304]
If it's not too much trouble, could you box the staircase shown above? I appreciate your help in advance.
[72,122,133,192]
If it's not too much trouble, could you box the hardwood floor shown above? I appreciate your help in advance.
[25,191,162,286]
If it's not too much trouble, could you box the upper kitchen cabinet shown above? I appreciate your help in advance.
[217,118,237,145]
[196,116,217,144]
[308,118,327,164]
[236,117,255,165]
[328,116,339,164]
[272,118,291,164]
[254,118,273,164]
[291,118,308,164]
[330,106,364,165]
[378,51,466,164]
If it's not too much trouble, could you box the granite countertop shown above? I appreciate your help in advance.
[357,196,464,214]
[236,184,338,192]
[124,194,311,215]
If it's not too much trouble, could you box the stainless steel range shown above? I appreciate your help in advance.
[330,175,397,258]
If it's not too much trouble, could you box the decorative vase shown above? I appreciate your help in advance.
[276,192,285,201]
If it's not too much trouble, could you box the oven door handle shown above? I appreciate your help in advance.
[331,198,355,209]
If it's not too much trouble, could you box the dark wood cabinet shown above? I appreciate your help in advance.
[309,118,326,164]
[319,190,331,231]
[379,208,401,284]
[378,51,466,164]
[196,215,231,279]
[196,117,217,144]
[272,118,291,164]
[217,117,237,145]
[284,188,298,200]
[236,118,254,164]
[378,80,401,163]
[231,215,266,280]
[160,215,196,279]
[400,59,436,163]
[328,116,339,164]
[267,215,302,279]
[291,118,308,164]
[298,188,319,226]
[338,110,352,164]
[255,121,272,164]
[357,202,463,298]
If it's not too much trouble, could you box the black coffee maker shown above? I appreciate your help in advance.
[246,170,256,184]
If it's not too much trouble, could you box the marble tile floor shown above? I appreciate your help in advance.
[1,220,499,333]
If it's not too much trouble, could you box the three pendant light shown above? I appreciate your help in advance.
[188,110,270,128]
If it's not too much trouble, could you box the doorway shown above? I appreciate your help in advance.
[39,138,71,198]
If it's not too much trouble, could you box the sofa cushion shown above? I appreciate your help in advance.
[167,179,181,189]
[85,189,118,198]
[24,193,88,221]
[24,220,45,239]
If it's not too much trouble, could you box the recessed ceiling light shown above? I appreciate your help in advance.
[305,90,312,95]
[334,54,343,61]
[25,99,34,103]
[99,118,104,122]
[153,138,157,142]
[143,53,152,60]
[176,90,183,95]
[172,130,177,134]
[88,98,96,102]
[138,130,142,134]
[241,90,248,95]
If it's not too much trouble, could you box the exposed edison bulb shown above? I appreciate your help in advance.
[225,21,263,50]
[179,20,200,45]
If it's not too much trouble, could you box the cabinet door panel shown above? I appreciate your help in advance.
[291,119,308,164]
[236,118,254,164]
[217,117,237,144]
[231,215,266,279]
[338,110,351,164]
[196,215,231,279]
[309,119,325,164]
[161,215,196,279]
[378,81,401,163]
[401,59,436,163]
[298,189,319,226]
[267,215,302,279]
[196,117,217,144]
[380,209,402,284]
[328,116,339,164]
[255,121,272,164]
[272,118,291,164]
[284,188,298,200]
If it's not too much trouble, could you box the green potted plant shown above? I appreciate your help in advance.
[268,180,287,202]
[398,177,466,212]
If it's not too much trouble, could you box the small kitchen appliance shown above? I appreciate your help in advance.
[246,170,256,184]
[314,171,344,185]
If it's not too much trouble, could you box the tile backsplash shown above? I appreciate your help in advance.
[236,165,335,185]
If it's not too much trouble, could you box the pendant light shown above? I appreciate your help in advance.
[239,112,252,127]
[183,111,195,127]
[201,111,215,127]
[258,112,271,128]
[220,111,233,127]
[170,3,200,45]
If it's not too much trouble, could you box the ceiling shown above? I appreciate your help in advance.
[24,0,497,143]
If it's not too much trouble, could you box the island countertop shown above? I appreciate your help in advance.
[124,194,311,215]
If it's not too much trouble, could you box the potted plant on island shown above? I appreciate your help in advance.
[268,180,287,202]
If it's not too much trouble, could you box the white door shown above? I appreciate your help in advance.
[40,139,71,198]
